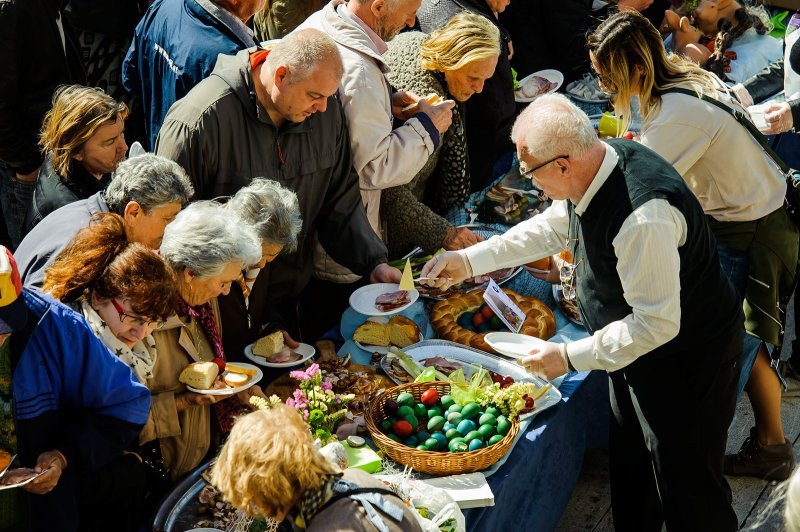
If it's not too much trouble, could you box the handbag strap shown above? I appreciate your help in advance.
[660,87,793,175]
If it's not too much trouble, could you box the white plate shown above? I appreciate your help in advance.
[244,342,316,368]
[349,283,418,316]
[185,362,263,395]
[384,340,562,420]
[515,69,564,103]
[0,468,49,491]
[483,332,546,360]
[353,316,423,354]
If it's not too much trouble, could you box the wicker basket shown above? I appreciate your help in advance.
[365,381,519,476]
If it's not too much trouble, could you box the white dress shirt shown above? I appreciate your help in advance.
[463,143,689,373]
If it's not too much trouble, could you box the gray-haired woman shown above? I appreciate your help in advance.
[219,179,304,361]
[141,201,262,481]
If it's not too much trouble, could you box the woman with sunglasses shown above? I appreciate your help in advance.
[588,10,799,482]
[42,212,176,383]
[40,212,177,528]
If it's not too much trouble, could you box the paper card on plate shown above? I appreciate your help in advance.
[483,279,526,332]
[418,473,495,509]
[399,258,414,291]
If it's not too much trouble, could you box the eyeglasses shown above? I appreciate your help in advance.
[559,238,583,301]
[110,299,165,330]
[520,155,569,180]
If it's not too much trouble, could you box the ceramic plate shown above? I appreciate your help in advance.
[0,468,48,491]
[185,362,263,395]
[515,69,564,103]
[244,342,316,368]
[380,340,562,420]
[483,332,547,360]
[349,283,419,316]
[417,226,522,300]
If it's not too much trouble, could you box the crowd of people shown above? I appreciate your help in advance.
[1,0,799,530]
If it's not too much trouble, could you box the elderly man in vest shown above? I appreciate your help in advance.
[420,94,744,531]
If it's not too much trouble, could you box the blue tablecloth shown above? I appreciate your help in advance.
[464,370,609,531]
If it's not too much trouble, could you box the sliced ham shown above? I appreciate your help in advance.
[374,290,410,312]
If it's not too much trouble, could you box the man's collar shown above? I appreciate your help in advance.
[340,3,389,54]
[573,142,619,216]
[195,0,254,46]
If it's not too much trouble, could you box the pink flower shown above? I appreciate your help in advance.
[305,363,320,379]
[286,398,296,408]
[290,369,309,381]
[321,381,333,391]
[303,410,310,420]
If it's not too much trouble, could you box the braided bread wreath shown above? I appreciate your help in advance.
[430,289,557,353]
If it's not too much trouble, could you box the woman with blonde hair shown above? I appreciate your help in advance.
[588,10,799,481]
[24,85,128,235]
[382,11,500,258]
[212,405,422,531]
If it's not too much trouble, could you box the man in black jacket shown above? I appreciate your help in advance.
[0,0,86,248]
[155,30,400,344]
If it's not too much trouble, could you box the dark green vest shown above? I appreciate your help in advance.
[567,140,741,363]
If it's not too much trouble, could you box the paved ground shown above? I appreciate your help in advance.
[556,298,800,531]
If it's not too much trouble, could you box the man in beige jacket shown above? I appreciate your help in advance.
[297,0,455,338]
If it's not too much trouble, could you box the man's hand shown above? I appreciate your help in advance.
[392,90,421,120]
[15,167,40,183]
[521,342,569,380]
[417,98,456,134]
[23,450,65,495]
[419,251,472,289]
[762,102,794,135]
[442,226,482,250]
[731,83,754,108]
[176,390,234,411]
[617,0,654,11]
[528,254,563,284]
[369,263,402,284]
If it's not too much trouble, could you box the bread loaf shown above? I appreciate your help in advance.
[252,331,284,357]
[179,361,219,390]
[353,321,390,347]
[430,289,556,354]
[387,315,420,348]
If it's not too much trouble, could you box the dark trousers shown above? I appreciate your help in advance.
[608,330,742,532]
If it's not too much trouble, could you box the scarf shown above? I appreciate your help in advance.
[81,301,157,383]
[176,295,245,432]
[236,267,261,308]
[293,474,341,530]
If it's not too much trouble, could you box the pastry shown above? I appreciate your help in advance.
[526,256,551,271]
[386,315,420,348]
[0,450,10,472]
[179,361,220,390]
[430,289,556,353]
[353,316,420,348]
[353,320,390,346]
[252,331,284,357]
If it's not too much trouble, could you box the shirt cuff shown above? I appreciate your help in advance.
[565,336,598,372]
[462,243,498,277]
[414,113,441,150]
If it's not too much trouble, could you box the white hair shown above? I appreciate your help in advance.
[267,28,343,83]
[159,201,262,278]
[511,93,599,161]
[227,179,302,252]
[105,154,194,214]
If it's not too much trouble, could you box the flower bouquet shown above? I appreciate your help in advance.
[285,363,354,444]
